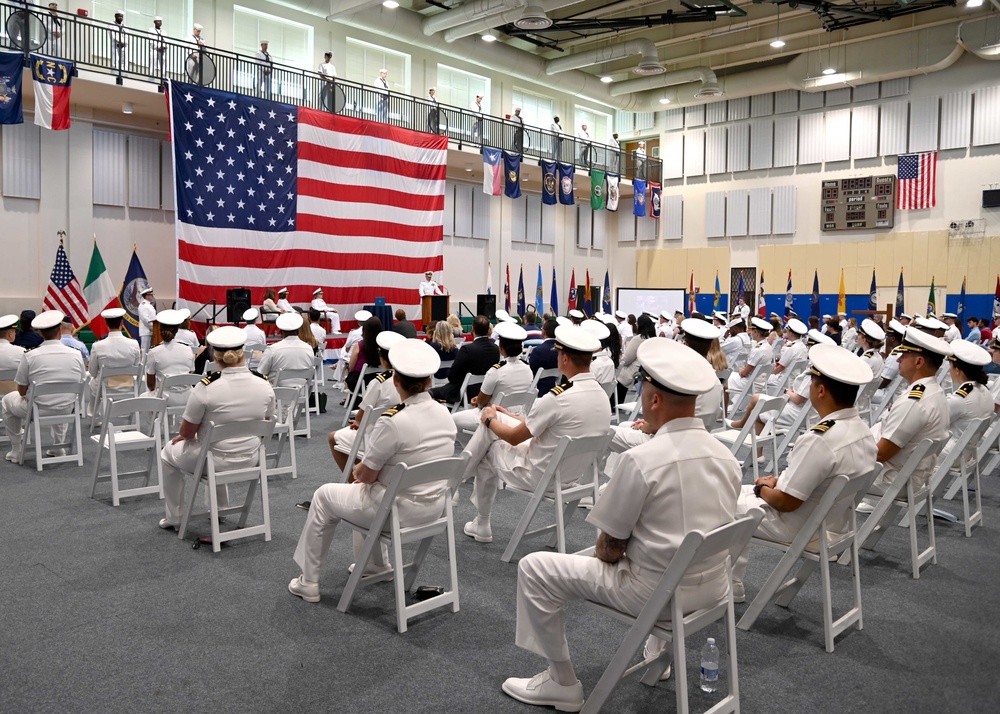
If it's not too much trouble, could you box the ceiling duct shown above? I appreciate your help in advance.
[421,0,520,36]
[443,0,576,42]
[514,4,553,30]
[609,67,719,96]
[957,16,1000,60]
[545,38,664,76]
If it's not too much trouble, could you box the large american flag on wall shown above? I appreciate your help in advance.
[169,81,446,323]
[896,151,936,211]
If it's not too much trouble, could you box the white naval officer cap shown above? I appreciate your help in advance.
[276,313,303,331]
[913,316,942,332]
[580,319,610,341]
[659,309,672,320]
[786,318,808,336]
[887,319,906,337]
[494,321,527,341]
[555,315,572,327]
[597,313,617,325]
[860,318,885,342]
[139,287,154,296]
[614,309,628,319]
[0,314,19,330]
[260,39,269,44]
[897,326,951,357]
[636,338,716,396]
[278,287,288,294]
[806,329,834,346]
[32,310,65,330]
[495,309,514,323]
[822,314,831,320]
[554,324,600,354]
[807,344,873,386]
[155,309,184,326]
[680,318,721,342]
[424,271,433,277]
[242,308,260,322]
[750,316,772,332]
[154,16,163,21]
[101,308,126,319]
[312,288,323,296]
[376,330,405,351]
[899,313,912,320]
[354,309,372,322]
[948,340,990,367]
[206,325,246,350]
[193,23,203,30]
[727,318,744,329]
[568,309,585,320]
[941,312,958,319]
[712,311,727,322]
[178,308,191,320]
[388,338,440,378]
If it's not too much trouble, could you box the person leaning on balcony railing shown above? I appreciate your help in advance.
[148,16,166,77]
[45,3,63,58]
[471,94,484,142]
[373,68,389,121]
[255,40,273,97]
[112,10,126,71]
[319,52,336,79]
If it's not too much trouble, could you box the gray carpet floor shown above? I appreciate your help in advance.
[2,397,1000,713]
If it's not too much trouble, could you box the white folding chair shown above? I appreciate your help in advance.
[494,389,536,417]
[727,363,774,419]
[840,439,936,579]
[276,367,317,437]
[90,396,167,506]
[0,367,17,446]
[245,340,267,370]
[314,352,326,387]
[528,367,561,397]
[853,375,882,425]
[925,417,992,537]
[341,365,379,427]
[267,386,302,480]
[176,419,275,553]
[765,359,805,397]
[337,404,391,481]
[89,363,142,431]
[737,467,881,652]
[498,429,614,563]
[431,360,454,389]
[156,373,203,441]
[762,402,815,475]
[579,508,765,714]
[19,381,86,471]
[870,374,904,425]
[945,414,1000,500]
[451,373,485,414]
[713,395,786,481]
[337,453,469,633]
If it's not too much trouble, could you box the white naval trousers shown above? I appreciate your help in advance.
[159,439,256,523]
[732,486,797,583]
[2,392,69,447]
[464,412,537,518]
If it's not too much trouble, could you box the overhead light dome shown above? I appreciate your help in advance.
[633,58,666,75]
[694,82,725,98]
[514,5,553,30]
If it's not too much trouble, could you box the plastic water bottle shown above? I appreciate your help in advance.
[700,637,720,693]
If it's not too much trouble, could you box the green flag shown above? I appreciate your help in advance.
[590,170,605,210]
[927,276,936,315]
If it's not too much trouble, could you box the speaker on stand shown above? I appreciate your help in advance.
[226,288,252,323]
[477,294,497,319]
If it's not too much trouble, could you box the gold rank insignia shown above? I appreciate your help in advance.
[492,362,503,370]
[955,383,973,398]
[811,419,836,434]
[908,383,926,400]
[383,402,406,417]
[201,371,222,386]
[375,370,393,383]
[549,381,574,396]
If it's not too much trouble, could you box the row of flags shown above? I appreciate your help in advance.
[0,52,75,130]
[482,148,662,217]
[42,241,149,339]
[490,263,612,318]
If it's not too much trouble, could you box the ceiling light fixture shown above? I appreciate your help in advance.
[967,0,984,7]
[464,164,473,172]
[514,5,553,30]
[771,6,785,48]
[659,98,671,105]
[382,0,399,7]
[482,32,497,42]
[822,67,836,75]
[600,75,613,83]
[122,102,134,114]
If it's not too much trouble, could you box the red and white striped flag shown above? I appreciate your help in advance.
[896,151,937,210]
[169,81,446,326]
[43,243,88,327]
[31,55,73,131]
[758,271,766,317]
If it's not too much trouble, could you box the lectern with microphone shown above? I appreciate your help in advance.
[421,294,449,329]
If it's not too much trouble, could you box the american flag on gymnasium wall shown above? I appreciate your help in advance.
[43,242,88,328]
[896,151,937,210]
[169,81,446,323]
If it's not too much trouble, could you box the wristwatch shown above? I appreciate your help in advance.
[753,483,766,499]
[484,417,493,430]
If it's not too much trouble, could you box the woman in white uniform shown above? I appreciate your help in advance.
[857,319,886,382]
[616,314,655,403]
[939,340,994,465]
[582,320,615,388]
[145,310,195,407]
[453,321,533,433]
[727,316,774,402]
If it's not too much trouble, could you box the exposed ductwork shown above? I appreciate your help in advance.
[443,0,577,42]
[608,66,717,96]
[421,0,521,36]
[957,16,1000,61]
[545,38,665,76]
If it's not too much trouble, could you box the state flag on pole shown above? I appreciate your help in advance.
[535,264,544,315]
[43,242,88,327]
[486,261,493,296]
[503,151,522,199]
[590,170,605,210]
[119,247,149,341]
[837,269,846,314]
[633,179,647,216]
[503,263,511,313]
[83,241,119,338]
[784,270,793,317]
[896,268,905,317]
[688,272,696,317]
[993,274,1000,330]
[0,51,24,125]
[567,269,577,311]
[868,269,878,312]
[482,147,502,196]
[583,270,593,316]
[811,270,820,319]
[650,183,661,219]
[516,265,526,318]
[758,272,766,317]
[927,276,936,315]
[606,175,619,212]
[602,271,612,314]
[31,54,73,130]
[714,272,721,310]
[958,276,967,329]
[557,162,575,205]
[540,160,557,205]
[550,268,559,316]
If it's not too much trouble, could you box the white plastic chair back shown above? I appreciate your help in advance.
[528,367,561,396]
[339,404,391,481]
[90,363,142,431]
[728,362,774,419]
[156,372,202,441]
[90,395,167,506]
[267,385,302,479]
[341,365,380,427]
[20,380,86,471]
[451,372,485,414]
[276,367,316,436]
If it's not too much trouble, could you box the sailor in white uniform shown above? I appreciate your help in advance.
[137,287,156,354]
[857,319,886,383]
[310,288,340,331]
[727,316,774,399]
[939,340,994,466]
[275,288,295,314]
[88,307,141,405]
[766,318,807,391]
[0,314,26,377]
[257,313,315,389]
[721,318,751,370]
[144,310,196,408]
[453,321,532,433]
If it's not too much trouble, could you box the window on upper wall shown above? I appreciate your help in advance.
[436,64,490,111]
[575,105,612,143]
[345,38,410,95]
[512,89,554,130]
[91,0,190,38]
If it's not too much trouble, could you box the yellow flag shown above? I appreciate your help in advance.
[837,269,846,314]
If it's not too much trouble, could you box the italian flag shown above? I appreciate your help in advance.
[83,242,118,338]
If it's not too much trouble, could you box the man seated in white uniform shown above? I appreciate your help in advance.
[730,344,878,602]
[288,339,457,601]
[137,287,156,354]
[242,308,267,353]
[257,313,315,389]
[145,310,195,407]
[856,319,885,381]
[941,312,962,343]
[0,314,26,387]
[174,309,200,355]
[275,287,295,314]
[419,271,443,297]
[453,321,532,434]
[500,338,741,711]
[88,308,141,405]
[765,318,808,390]
[655,310,673,338]
[939,340,994,466]
[727,316,774,402]
[310,288,340,332]
[462,325,612,544]
[876,319,907,403]
[567,309,585,326]
[614,309,631,348]
[721,318,750,370]
[2,311,87,462]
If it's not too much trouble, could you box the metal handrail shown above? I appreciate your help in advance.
[0,0,661,183]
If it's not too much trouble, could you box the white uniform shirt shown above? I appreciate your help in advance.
[319,61,337,78]
[258,336,315,387]
[186,32,205,48]
[842,326,858,353]
[944,324,962,343]
[946,382,994,447]
[617,335,645,387]
[697,380,724,430]
[591,352,615,388]
[871,376,949,493]
[15,340,87,411]
[137,300,156,337]
[738,303,751,325]
[588,417,741,574]
[0,339,25,372]
[89,332,141,378]
[361,392,457,497]
[992,377,1000,409]
[576,127,590,141]
[550,121,562,134]
[767,339,807,387]
[182,367,275,455]
[243,324,267,349]
[175,328,200,354]
[255,49,272,70]
[721,332,750,369]
[419,280,442,297]
[374,76,389,92]
[342,326,363,360]
[358,370,398,413]
[145,341,195,401]
[276,298,294,313]
[480,356,533,403]
[309,322,326,346]
[728,340,773,393]
[860,349,884,384]
[616,320,631,347]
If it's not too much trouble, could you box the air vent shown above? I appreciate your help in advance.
[633,59,666,75]
[514,5,553,30]
[694,82,725,98]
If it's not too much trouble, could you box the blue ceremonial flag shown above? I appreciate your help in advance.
[737,273,745,299]
[714,272,721,310]
[633,179,647,216]
[535,264,544,315]
[868,269,878,312]
[549,267,559,316]
[503,151,521,199]
[811,270,820,319]
[118,247,149,341]
[958,276,967,330]
[784,270,793,317]
[0,51,24,125]
[516,265,526,318]
[602,271,612,314]
[650,183,661,219]
[895,268,905,317]
[540,160,557,205]
[557,162,575,205]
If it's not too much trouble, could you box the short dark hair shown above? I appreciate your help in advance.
[395,308,406,320]
[105,316,123,330]
[542,319,557,338]
[39,325,60,340]
[813,373,859,408]
[473,315,491,337]
[560,349,591,369]
[397,373,430,395]
[636,314,655,339]
[499,337,522,357]
[922,350,945,371]
[967,316,978,324]
[309,308,321,322]
[524,312,537,326]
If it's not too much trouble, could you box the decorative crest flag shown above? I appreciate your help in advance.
[504,263,511,312]
[606,174,619,212]
[567,269,577,311]
[43,242,88,328]
[31,54,73,130]
[688,272,696,317]
[896,268,905,317]
[811,270,820,319]
[714,271,721,310]
[170,81,445,322]
[758,272,766,317]
[83,241,119,338]
[0,51,24,125]
[602,271,612,314]
[486,261,493,295]
[650,183,661,219]
[837,269,846,314]
[482,147,502,196]
[503,150,522,199]
[550,267,559,316]
[993,274,1000,329]
[583,270,592,316]
[927,276,936,315]
[633,179,647,216]
[557,162,575,205]
[784,270,793,317]
[118,247,149,340]
[590,170,605,210]
[868,269,878,313]
[958,276,967,329]
[897,151,937,210]
[535,264,544,315]
[516,265,526,317]
[540,160,557,205]
[737,273,745,300]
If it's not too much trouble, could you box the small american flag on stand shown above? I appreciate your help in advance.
[43,242,88,327]
[896,151,937,210]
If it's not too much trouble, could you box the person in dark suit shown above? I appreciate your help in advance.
[393,308,418,339]
[529,318,559,397]
[14,310,42,350]
[430,315,498,404]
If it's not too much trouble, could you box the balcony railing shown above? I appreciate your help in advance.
[0,0,661,184]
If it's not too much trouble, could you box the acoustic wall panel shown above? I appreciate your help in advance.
[663,194,683,240]
[706,101,727,124]
[635,111,655,131]
[616,109,633,133]
[1,123,41,199]
[93,130,127,207]
[592,208,607,250]
[576,205,592,248]
[637,214,656,241]
[727,122,749,173]
[442,183,455,235]
[880,100,908,156]
[705,126,727,174]
[881,77,909,98]
[749,119,773,170]
[772,116,797,167]
[748,187,772,236]
[705,191,726,238]
[773,185,796,235]
[684,129,705,177]
[725,189,749,237]
[939,91,972,150]
[662,132,684,179]
[473,190,492,240]
[618,210,635,242]
[973,86,1000,146]
[525,194,541,244]
[824,108,851,162]
[160,140,175,212]
[663,108,684,131]
[799,91,824,111]
[853,83,879,102]
[728,97,750,121]
[685,104,705,128]
[750,93,774,117]
[908,95,939,153]
[774,89,798,114]
[825,88,851,107]
[454,183,473,237]
[128,135,161,209]
[851,105,879,159]
[798,113,825,165]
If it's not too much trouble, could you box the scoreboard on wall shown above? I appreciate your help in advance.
[820,175,896,232]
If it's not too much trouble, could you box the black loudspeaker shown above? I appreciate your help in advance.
[575,286,601,316]
[477,294,496,319]
[226,288,252,323]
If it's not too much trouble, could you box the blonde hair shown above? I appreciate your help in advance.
[298,321,319,351]
[706,339,729,371]
[446,313,461,329]
[218,348,244,367]
[432,320,456,351]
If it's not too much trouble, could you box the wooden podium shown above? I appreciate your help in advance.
[422,294,449,329]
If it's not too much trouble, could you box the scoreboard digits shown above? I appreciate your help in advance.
[819,175,896,231]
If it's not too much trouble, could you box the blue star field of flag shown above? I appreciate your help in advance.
[172,83,298,232]
[49,244,77,288]
[897,154,920,180]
